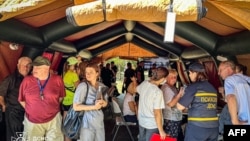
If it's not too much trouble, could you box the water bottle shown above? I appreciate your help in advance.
[96,85,103,101]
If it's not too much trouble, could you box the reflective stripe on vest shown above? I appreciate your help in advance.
[188,117,218,121]
[195,93,217,97]
[188,92,218,121]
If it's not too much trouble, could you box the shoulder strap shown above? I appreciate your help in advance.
[64,86,75,93]
[83,81,89,104]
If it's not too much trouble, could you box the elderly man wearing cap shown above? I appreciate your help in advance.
[176,62,219,141]
[18,56,65,141]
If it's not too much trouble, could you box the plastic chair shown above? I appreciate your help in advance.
[111,98,136,141]
[108,86,116,96]
[106,87,116,118]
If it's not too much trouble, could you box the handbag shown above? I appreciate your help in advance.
[150,133,177,141]
[62,81,89,140]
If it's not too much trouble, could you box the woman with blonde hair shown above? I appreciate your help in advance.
[161,69,184,140]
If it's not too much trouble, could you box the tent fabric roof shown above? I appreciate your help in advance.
[66,0,203,27]
[1,0,249,29]
[0,0,250,58]
[96,42,157,60]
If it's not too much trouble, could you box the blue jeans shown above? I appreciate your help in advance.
[138,125,158,141]
[219,104,232,134]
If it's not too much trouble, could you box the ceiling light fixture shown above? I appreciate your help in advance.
[77,49,93,60]
[9,43,19,50]
[124,20,136,32]
[125,33,133,42]
[164,0,207,43]
[216,55,228,62]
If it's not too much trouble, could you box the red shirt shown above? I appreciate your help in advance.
[18,74,65,123]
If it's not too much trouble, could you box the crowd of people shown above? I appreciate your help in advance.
[0,54,250,141]
[122,61,250,141]
[0,55,110,141]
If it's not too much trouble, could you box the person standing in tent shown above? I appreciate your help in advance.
[161,69,184,141]
[73,62,108,141]
[111,61,118,83]
[19,56,65,140]
[218,61,250,125]
[129,67,169,141]
[218,62,249,136]
[123,74,138,124]
[100,63,114,88]
[0,56,32,141]
[123,62,135,93]
[135,61,145,84]
[62,56,80,141]
[177,62,219,141]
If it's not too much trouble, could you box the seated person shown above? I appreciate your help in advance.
[122,75,138,124]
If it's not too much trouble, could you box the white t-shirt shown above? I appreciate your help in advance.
[123,93,136,116]
[137,81,165,129]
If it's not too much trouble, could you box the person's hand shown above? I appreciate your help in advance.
[232,118,248,125]
[159,130,168,140]
[98,99,107,107]
[178,87,185,97]
[95,100,103,110]
[0,103,6,112]
[218,87,225,100]
[218,87,224,94]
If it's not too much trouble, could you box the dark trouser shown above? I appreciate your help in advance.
[124,115,138,125]
[0,112,6,141]
[184,124,218,141]
[61,104,71,111]
[5,107,25,141]
[177,126,184,141]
